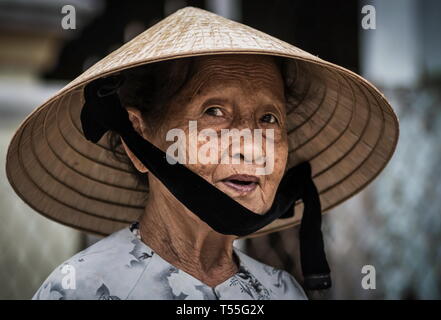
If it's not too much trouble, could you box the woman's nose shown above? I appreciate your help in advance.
[227,116,266,165]
[230,138,265,165]
[230,114,257,130]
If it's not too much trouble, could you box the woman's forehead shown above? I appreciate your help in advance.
[192,54,282,78]
[182,54,285,99]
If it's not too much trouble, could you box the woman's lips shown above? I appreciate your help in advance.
[220,174,259,194]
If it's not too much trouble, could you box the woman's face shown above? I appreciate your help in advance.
[143,54,288,214]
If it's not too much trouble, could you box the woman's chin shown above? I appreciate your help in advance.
[235,195,271,215]
[214,183,265,214]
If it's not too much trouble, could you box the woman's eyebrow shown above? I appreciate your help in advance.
[262,103,283,112]
[200,97,230,109]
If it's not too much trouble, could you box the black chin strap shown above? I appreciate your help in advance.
[80,75,331,290]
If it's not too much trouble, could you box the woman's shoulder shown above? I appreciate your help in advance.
[32,226,155,300]
[233,246,308,300]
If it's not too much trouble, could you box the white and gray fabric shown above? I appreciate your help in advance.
[32,223,308,300]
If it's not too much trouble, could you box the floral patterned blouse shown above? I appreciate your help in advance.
[32,222,308,300]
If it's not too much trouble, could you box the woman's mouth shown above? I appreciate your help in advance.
[220,174,259,194]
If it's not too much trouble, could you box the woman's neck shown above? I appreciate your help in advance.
[138,184,239,287]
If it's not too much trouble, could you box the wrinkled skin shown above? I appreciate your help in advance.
[121,54,288,287]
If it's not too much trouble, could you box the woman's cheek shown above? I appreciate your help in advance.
[270,138,288,186]
[187,139,217,179]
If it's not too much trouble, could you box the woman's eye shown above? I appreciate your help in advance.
[204,106,224,117]
[260,113,278,124]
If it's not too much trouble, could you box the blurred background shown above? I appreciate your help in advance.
[0,0,440,299]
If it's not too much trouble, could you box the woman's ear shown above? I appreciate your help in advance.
[120,106,149,173]
[126,106,147,136]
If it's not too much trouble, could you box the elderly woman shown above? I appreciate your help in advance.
[35,54,311,300]
[6,7,399,300]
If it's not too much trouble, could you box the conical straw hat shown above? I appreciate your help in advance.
[5,6,399,238]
